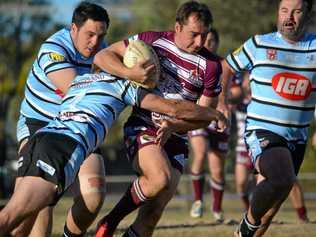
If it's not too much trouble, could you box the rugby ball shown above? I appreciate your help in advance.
[123,40,160,89]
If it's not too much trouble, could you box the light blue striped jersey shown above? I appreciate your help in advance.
[226,32,316,141]
[20,28,106,122]
[39,72,143,155]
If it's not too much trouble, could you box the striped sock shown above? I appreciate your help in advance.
[104,178,149,232]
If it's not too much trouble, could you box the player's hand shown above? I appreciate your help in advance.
[128,59,157,85]
[216,102,231,131]
[216,111,230,133]
[155,120,174,147]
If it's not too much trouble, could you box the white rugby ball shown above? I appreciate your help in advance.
[123,40,160,89]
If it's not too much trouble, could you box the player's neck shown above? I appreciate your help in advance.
[281,31,307,44]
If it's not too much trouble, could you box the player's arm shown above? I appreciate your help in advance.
[229,85,244,104]
[217,60,236,118]
[139,92,227,127]
[93,41,155,84]
[38,46,78,94]
[155,119,209,146]
[48,68,77,94]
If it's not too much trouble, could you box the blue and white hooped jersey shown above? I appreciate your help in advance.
[226,32,316,142]
[39,73,143,155]
[20,28,106,122]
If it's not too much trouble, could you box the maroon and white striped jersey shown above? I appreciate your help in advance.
[125,31,222,126]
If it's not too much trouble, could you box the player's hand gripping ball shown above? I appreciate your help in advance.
[123,40,160,89]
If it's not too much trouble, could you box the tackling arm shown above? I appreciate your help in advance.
[139,92,227,127]
[48,68,77,94]
[93,41,155,85]
[217,60,236,117]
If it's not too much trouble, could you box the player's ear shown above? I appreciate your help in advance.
[70,23,78,34]
[175,22,182,33]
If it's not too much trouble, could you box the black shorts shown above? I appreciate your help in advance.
[17,132,86,205]
[245,129,306,175]
[17,116,101,155]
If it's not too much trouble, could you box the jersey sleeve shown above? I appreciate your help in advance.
[37,43,74,75]
[202,59,222,97]
[226,37,257,73]
[124,31,162,46]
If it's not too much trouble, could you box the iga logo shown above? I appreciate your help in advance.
[272,72,312,100]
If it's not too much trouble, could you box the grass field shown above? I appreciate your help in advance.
[52,192,316,237]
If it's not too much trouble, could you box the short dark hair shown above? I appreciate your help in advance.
[72,1,110,28]
[279,0,313,12]
[209,28,219,43]
[176,1,213,27]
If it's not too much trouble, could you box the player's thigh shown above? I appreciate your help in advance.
[235,163,249,185]
[6,177,56,217]
[207,151,225,175]
[135,144,172,179]
[189,135,208,159]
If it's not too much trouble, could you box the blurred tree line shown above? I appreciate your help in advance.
[0,0,315,175]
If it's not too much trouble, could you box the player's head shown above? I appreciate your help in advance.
[174,1,213,54]
[71,1,110,58]
[277,0,313,43]
[204,28,219,53]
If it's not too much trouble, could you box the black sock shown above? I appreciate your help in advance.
[238,213,260,237]
[62,223,85,237]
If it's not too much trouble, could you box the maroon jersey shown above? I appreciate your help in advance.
[124,31,222,126]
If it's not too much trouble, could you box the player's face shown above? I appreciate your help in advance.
[277,0,310,43]
[71,19,108,58]
[174,14,209,54]
[204,31,219,53]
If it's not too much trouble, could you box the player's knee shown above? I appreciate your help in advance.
[148,171,172,197]
[76,175,106,213]
[270,174,295,197]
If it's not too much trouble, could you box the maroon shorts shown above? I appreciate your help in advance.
[124,117,188,173]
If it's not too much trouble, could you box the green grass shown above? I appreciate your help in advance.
[52,194,316,237]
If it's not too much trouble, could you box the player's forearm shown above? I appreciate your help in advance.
[218,60,236,106]
[166,118,209,134]
[172,99,222,122]
[94,49,130,78]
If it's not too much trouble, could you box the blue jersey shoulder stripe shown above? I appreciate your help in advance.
[44,65,75,74]
[44,41,91,68]
[43,41,72,60]
[229,54,242,71]
[43,62,72,73]
[242,47,253,66]
[38,52,50,62]
[32,67,55,92]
